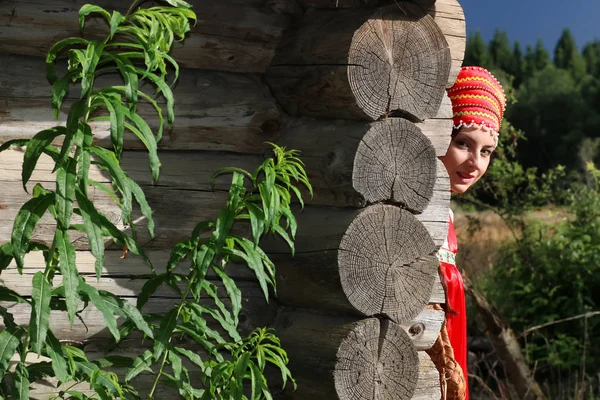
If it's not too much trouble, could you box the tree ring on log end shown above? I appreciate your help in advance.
[352,118,436,212]
[334,318,419,399]
[348,6,451,120]
[338,204,438,322]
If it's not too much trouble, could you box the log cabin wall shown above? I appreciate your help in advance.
[0,0,465,398]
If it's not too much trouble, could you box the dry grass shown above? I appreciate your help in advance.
[453,206,569,279]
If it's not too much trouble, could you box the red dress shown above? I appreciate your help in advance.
[437,210,469,400]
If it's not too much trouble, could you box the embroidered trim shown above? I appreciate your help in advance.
[437,248,456,265]
[449,94,502,115]
[453,76,505,106]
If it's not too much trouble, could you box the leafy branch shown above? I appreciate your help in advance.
[0,1,310,398]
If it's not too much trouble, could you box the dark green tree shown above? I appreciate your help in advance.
[533,39,551,71]
[464,31,491,68]
[583,39,600,77]
[511,41,526,86]
[508,65,587,170]
[488,29,514,72]
[554,28,587,81]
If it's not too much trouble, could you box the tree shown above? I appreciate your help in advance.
[554,28,587,82]
[583,40,600,77]
[512,41,525,86]
[464,31,491,68]
[489,29,514,72]
[508,65,587,170]
[533,39,551,71]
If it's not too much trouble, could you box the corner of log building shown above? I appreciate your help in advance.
[0,0,465,398]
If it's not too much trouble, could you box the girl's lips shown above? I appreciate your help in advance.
[456,171,475,183]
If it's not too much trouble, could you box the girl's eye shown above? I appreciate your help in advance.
[481,148,492,157]
[455,140,468,148]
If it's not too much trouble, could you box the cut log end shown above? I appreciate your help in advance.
[334,318,419,400]
[339,204,438,322]
[352,118,436,211]
[348,7,452,120]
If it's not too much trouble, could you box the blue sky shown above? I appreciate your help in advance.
[459,0,600,52]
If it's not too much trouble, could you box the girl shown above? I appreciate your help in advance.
[430,66,506,400]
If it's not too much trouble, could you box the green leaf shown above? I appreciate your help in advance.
[12,362,30,400]
[22,127,67,190]
[124,111,160,182]
[45,330,70,383]
[228,237,273,301]
[167,349,183,381]
[273,224,295,256]
[11,192,55,271]
[109,11,124,38]
[0,287,29,304]
[0,329,21,375]
[78,282,120,341]
[174,347,205,372]
[74,187,105,279]
[26,361,54,382]
[74,361,120,397]
[153,308,178,359]
[0,243,13,273]
[134,67,175,125]
[213,266,242,325]
[97,92,126,155]
[51,70,79,119]
[57,101,86,166]
[81,40,105,96]
[55,157,77,229]
[166,240,191,273]
[129,176,155,237]
[163,0,192,8]
[88,146,133,222]
[30,271,52,354]
[246,202,266,246]
[0,139,29,154]
[105,54,139,108]
[46,37,89,84]
[78,4,110,30]
[125,350,154,382]
[136,273,166,310]
[94,211,152,268]
[55,229,80,325]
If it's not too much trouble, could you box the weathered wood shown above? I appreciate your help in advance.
[0,286,276,342]
[272,312,420,399]
[0,54,282,153]
[265,5,451,121]
[411,0,466,87]
[338,204,438,322]
[274,250,445,313]
[293,0,465,87]
[352,118,437,212]
[0,144,449,250]
[0,0,290,73]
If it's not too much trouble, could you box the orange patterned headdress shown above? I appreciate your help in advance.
[447,66,506,144]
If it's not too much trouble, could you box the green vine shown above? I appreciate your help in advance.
[0,1,311,398]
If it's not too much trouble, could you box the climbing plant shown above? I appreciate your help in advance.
[0,1,310,398]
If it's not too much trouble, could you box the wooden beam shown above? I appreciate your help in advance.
[0,54,282,154]
[265,4,451,121]
[0,0,291,73]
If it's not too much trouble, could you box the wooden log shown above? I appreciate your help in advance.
[0,0,291,73]
[0,150,448,252]
[337,204,438,322]
[0,54,282,154]
[293,0,464,88]
[352,118,437,212]
[265,5,451,121]
[272,311,420,399]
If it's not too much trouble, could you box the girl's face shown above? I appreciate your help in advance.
[439,126,496,194]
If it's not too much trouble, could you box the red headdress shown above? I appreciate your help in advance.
[447,66,506,145]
